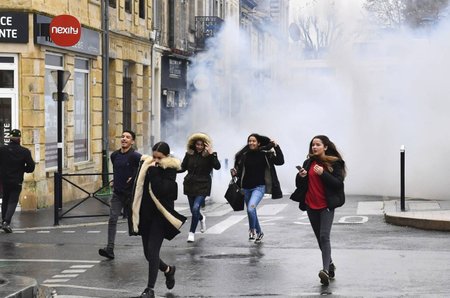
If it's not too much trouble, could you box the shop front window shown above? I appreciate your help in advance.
[74,58,89,163]
[44,53,63,169]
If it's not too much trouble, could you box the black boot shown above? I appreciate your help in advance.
[140,287,155,298]
[98,247,115,260]
[164,265,176,289]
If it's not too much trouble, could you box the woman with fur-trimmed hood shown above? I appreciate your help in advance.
[179,132,221,243]
[231,133,284,243]
[130,142,186,298]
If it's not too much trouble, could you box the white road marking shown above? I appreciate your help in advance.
[205,205,233,217]
[257,204,288,215]
[87,230,101,233]
[61,269,87,274]
[0,259,100,263]
[12,230,25,233]
[256,216,284,225]
[357,201,384,215]
[175,206,190,212]
[52,274,79,278]
[43,279,70,283]
[338,216,369,224]
[62,231,76,233]
[117,230,127,233]
[70,265,94,269]
[37,231,51,233]
[40,284,131,293]
[205,215,247,234]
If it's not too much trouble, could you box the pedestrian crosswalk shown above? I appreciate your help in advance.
[5,201,393,234]
[43,264,96,284]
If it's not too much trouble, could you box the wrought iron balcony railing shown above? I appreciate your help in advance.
[195,16,224,50]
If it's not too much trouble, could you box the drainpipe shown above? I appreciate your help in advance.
[101,0,110,186]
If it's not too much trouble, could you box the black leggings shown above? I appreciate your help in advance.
[307,208,335,271]
[140,218,169,289]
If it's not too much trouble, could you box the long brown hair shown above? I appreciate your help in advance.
[308,135,346,177]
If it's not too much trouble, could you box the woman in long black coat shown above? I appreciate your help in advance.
[179,132,221,242]
[130,142,186,298]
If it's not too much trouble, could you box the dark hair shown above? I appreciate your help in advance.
[308,135,346,177]
[235,133,271,162]
[152,141,170,156]
[123,130,136,140]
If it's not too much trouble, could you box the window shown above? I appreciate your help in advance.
[44,53,64,169]
[125,0,132,13]
[109,0,116,8]
[139,0,145,19]
[74,58,90,163]
[189,0,196,31]
[153,0,161,30]
[0,70,13,88]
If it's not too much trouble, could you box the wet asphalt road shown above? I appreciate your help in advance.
[1,195,450,297]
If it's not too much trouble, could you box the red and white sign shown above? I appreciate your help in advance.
[49,15,81,47]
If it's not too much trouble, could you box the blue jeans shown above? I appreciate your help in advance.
[188,195,205,233]
[242,185,265,234]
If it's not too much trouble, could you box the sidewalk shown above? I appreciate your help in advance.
[384,198,450,231]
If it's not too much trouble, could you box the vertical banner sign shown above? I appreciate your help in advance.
[49,15,81,47]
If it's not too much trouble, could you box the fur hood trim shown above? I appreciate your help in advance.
[186,132,212,155]
[139,154,181,170]
[131,155,181,233]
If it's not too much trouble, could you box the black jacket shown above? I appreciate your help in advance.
[235,145,284,199]
[0,141,35,186]
[180,151,221,196]
[295,158,345,211]
[130,155,186,240]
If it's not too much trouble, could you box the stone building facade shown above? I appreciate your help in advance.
[0,0,153,210]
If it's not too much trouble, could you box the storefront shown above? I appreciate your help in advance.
[0,12,28,145]
[160,54,189,144]
[1,10,102,209]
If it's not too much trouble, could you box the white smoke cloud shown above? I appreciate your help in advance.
[175,2,450,202]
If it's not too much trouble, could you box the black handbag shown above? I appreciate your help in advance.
[224,178,245,211]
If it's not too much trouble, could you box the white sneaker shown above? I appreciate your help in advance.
[200,215,206,233]
[187,232,195,243]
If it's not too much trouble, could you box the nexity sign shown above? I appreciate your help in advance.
[49,15,81,47]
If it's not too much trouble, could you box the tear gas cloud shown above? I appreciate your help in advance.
[171,2,450,202]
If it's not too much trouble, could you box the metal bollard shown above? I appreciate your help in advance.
[400,145,405,211]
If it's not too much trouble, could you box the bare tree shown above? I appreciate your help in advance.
[293,1,342,59]
[364,0,449,29]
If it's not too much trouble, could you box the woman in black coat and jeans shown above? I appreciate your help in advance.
[130,142,186,298]
[295,135,346,286]
[179,133,221,243]
[232,133,284,243]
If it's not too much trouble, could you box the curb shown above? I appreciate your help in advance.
[0,274,37,298]
[385,211,450,231]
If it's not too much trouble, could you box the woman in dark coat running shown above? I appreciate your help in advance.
[179,133,221,242]
[130,142,186,298]
[295,135,346,286]
[232,133,284,243]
